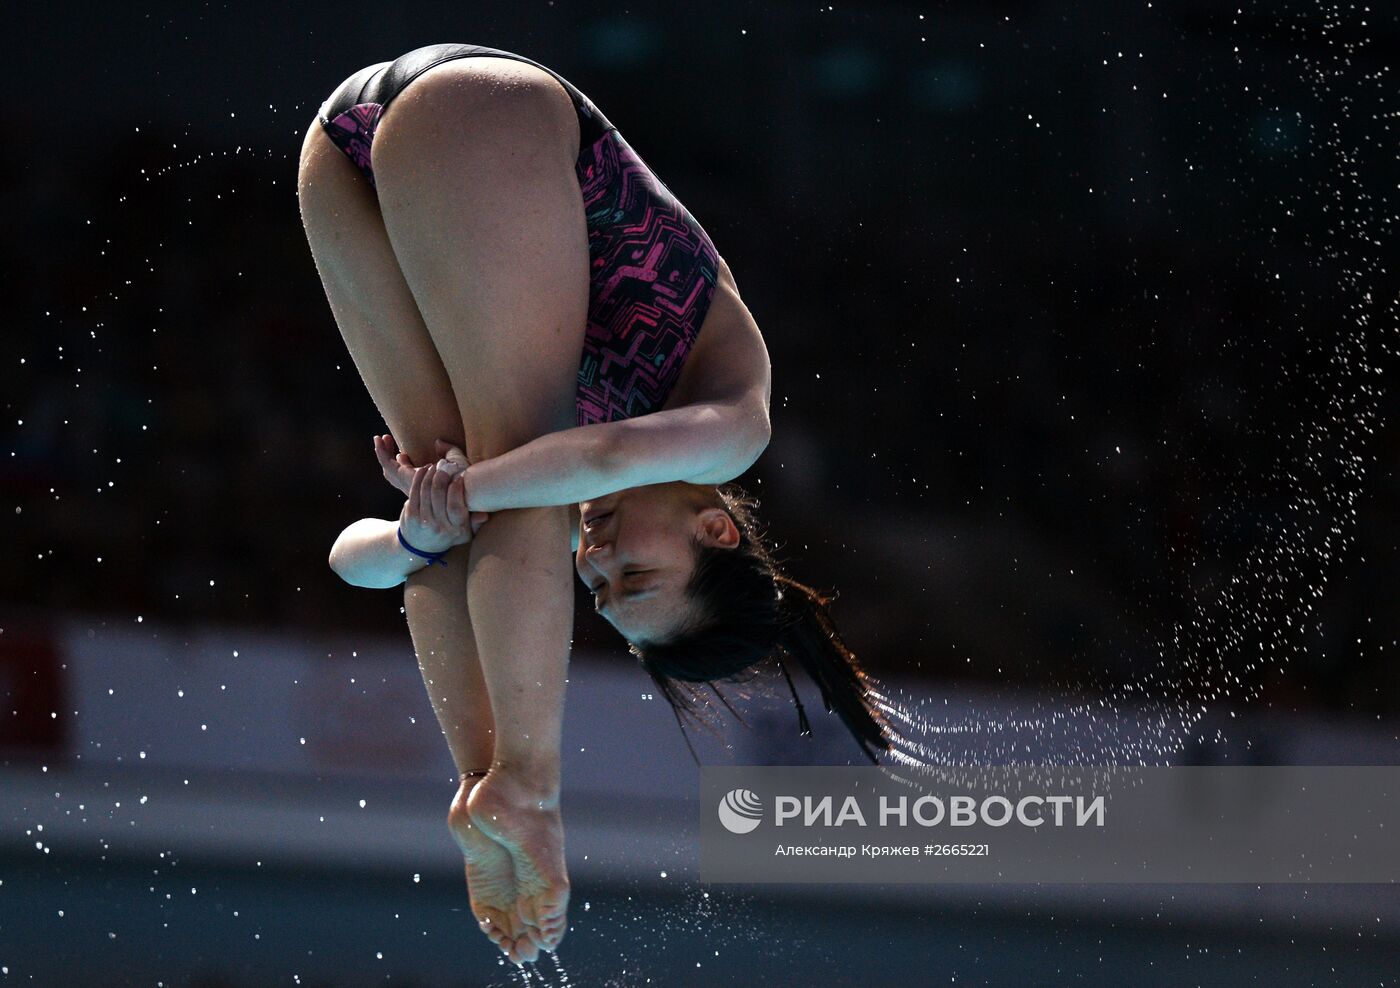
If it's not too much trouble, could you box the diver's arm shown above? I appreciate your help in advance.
[460,398,771,513]
[329,518,428,589]
[330,464,481,588]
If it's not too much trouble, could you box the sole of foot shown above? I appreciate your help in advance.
[467,767,571,957]
[448,780,543,965]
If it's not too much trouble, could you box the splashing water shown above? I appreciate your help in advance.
[868,0,1395,781]
[481,881,808,988]
[12,2,1396,984]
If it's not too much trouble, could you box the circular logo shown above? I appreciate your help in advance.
[717,788,764,834]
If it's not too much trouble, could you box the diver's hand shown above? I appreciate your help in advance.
[430,438,472,474]
[375,433,423,494]
[398,463,489,553]
[377,435,489,533]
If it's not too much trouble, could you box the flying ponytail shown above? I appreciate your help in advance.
[772,574,900,764]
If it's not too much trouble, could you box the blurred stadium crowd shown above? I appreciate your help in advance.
[5,0,1398,719]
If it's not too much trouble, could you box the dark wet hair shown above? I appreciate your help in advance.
[629,485,901,765]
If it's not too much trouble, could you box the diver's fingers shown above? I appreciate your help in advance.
[407,465,426,519]
[446,475,469,531]
[430,462,451,523]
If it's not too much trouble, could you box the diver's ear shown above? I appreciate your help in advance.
[697,507,740,549]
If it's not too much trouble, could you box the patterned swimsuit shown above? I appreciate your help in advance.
[317,43,720,426]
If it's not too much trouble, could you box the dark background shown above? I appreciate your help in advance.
[5,0,1397,715]
[3,3,1400,984]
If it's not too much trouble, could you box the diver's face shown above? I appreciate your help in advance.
[576,483,739,645]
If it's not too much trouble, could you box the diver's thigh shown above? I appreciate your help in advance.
[297,119,463,461]
[371,60,588,463]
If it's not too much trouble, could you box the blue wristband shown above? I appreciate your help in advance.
[397,527,449,566]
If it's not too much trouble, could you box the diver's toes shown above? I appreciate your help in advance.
[506,933,540,967]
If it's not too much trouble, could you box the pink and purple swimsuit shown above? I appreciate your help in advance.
[317,43,720,427]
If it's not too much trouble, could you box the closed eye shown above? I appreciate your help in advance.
[591,568,648,592]
[593,570,653,612]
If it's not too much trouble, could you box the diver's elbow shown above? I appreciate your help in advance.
[328,539,365,587]
[750,412,773,462]
[328,544,351,583]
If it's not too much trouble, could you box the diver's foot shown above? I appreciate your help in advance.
[468,764,571,955]
[447,777,540,965]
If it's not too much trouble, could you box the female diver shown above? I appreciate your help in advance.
[296,42,898,966]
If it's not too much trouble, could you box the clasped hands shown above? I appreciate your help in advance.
[373,435,492,554]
